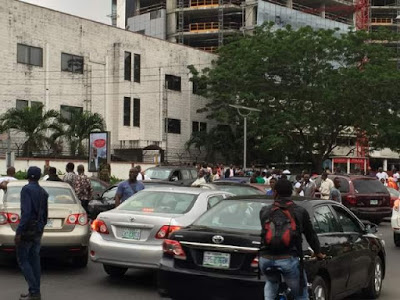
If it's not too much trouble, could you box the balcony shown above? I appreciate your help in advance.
[370,18,396,26]
[186,22,241,33]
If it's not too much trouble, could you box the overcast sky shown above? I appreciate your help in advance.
[21,0,112,25]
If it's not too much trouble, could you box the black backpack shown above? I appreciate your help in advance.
[260,201,298,254]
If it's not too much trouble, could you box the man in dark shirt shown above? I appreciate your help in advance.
[15,167,48,300]
[46,167,62,182]
[259,179,324,300]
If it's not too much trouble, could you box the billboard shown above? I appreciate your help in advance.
[88,132,110,172]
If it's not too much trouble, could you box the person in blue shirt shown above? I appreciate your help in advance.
[266,177,277,196]
[15,166,48,300]
[115,167,145,207]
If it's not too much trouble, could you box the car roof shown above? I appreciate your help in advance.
[314,174,377,180]
[140,186,230,196]
[146,166,196,170]
[202,182,253,187]
[7,180,72,188]
[223,195,333,209]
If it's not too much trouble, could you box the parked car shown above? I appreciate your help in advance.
[89,187,233,277]
[144,166,198,185]
[158,196,386,300]
[87,180,183,219]
[199,181,265,196]
[216,177,250,183]
[313,175,391,224]
[0,181,90,267]
[89,177,110,199]
[391,198,400,246]
[387,187,399,207]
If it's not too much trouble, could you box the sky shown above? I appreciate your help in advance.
[21,0,112,25]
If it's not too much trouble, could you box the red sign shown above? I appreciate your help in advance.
[333,158,348,164]
[93,139,106,148]
[350,158,365,164]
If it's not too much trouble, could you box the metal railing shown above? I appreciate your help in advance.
[187,22,241,32]
[370,18,395,25]
[196,46,218,52]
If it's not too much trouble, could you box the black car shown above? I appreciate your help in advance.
[87,180,183,219]
[158,196,385,300]
[144,166,198,185]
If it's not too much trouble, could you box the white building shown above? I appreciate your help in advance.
[0,0,216,163]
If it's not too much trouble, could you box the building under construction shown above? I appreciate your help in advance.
[370,1,400,32]
[111,0,368,51]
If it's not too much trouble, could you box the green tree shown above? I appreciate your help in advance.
[58,110,106,157]
[189,25,400,171]
[0,104,59,157]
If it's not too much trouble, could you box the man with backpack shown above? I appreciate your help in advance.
[259,178,325,300]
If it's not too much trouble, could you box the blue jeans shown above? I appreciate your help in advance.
[16,237,42,295]
[260,256,309,300]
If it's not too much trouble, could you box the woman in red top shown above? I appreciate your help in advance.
[388,177,398,190]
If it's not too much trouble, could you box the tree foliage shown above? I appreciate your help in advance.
[0,104,59,157]
[189,24,400,170]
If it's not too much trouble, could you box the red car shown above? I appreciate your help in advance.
[313,175,391,224]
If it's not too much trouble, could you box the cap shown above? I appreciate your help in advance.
[282,169,291,175]
[27,166,41,180]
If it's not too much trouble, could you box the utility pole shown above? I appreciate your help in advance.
[229,104,261,171]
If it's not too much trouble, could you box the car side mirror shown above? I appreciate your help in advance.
[365,223,378,234]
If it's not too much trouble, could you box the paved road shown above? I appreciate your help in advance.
[0,222,398,300]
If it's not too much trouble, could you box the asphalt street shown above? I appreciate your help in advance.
[0,222,398,300]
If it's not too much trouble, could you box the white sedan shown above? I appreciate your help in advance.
[391,199,400,246]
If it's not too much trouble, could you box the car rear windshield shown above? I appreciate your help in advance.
[353,179,388,194]
[118,191,198,214]
[215,185,263,196]
[144,168,171,180]
[5,186,76,204]
[194,200,266,231]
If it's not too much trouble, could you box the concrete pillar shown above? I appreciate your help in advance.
[245,0,257,28]
[320,3,325,18]
[166,0,177,42]
[383,159,388,171]
[286,0,293,9]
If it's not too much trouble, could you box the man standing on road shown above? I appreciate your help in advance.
[15,167,48,300]
[74,165,93,214]
[330,177,342,203]
[46,167,62,182]
[318,172,334,200]
[299,174,316,198]
[115,168,145,207]
[259,179,325,300]
[63,162,77,188]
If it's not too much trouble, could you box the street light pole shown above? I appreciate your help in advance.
[229,104,261,171]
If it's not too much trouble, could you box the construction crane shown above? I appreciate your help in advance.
[302,0,369,30]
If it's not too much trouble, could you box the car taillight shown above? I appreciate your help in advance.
[162,239,186,260]
[66,213,88,225]
[251,256,259,269]
[155,225,182,239]
[91,219,109,234]
[347,195,357,205]
[0,212,20,225]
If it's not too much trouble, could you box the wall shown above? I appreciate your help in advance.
[0,0,217,162]
[127,9,167,39]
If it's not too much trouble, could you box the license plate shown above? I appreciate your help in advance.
[370,200,378,205]
[121,228,141,240]
[203,251,230,269]
[45,219,62,228]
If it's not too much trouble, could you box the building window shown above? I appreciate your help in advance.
[123,97,131,126]
[133,98,140,127]
[192,80,206,95]
[165,118,181,134]
[150,10,161,20]
[17,44,43,67]
[60,105,83,121]
[134,54,141,83]
[165,75,181,91]
[124,52,132,81]
[16,100,28,111]
[61,53,84,74]
[192,121,207,133]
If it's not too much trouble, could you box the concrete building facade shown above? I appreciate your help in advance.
[0,0,217,163]
[114,0,356,51]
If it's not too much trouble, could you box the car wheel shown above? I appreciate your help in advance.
[394,233,400,247]
[72,252,88,268]
[362,256,383,299]
[312,276,329,300]
[103,264,128,277]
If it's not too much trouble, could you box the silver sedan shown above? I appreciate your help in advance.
[89,187,232,277]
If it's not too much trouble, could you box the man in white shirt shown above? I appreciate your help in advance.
[294,174,304,196]
[319,172,334,200]
[136,165,150,181]
[376,167,388,181]
[393,168,399,183]
[191,170,207,187]
[0,166,17,187]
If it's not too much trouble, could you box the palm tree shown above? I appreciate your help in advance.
[58,110,106,157]
[0,104,59,157]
